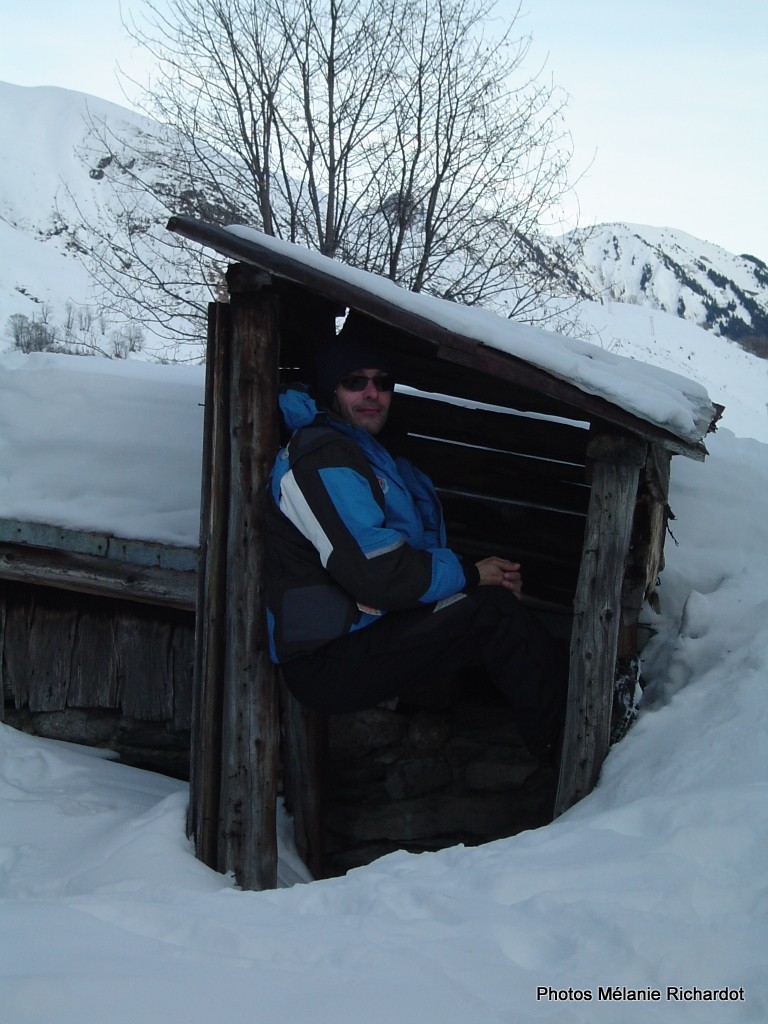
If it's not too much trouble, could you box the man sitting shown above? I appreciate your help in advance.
[264,313,566,761]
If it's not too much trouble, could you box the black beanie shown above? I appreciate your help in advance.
[312,311,395,409]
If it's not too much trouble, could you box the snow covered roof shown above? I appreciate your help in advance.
[169,217,720,458]
[0,351,204,548]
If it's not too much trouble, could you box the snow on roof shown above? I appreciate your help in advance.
[0,351,204,547]
[219,224,716,445]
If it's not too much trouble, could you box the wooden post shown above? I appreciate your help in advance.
[617,443,672,661]
[554,433,647,816]
[280,679,328,879]
[188,302,230,864]
[189,266,281,890]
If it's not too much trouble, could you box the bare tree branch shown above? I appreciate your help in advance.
[70,0,592,353]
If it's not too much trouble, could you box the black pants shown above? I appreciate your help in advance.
[281,588,567,755]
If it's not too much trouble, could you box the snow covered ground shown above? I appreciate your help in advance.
[1,303,767,1021]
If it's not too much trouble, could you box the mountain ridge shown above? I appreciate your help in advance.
[564,222,768,357]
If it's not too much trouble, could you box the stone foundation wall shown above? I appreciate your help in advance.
[324,681,557,874]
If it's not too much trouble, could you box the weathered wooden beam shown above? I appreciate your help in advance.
[0,519,197,572]
[390,391,590,465]
[617,444,673,659]
[218,266,281,890]
[280,679,328,880]
[0,593,7,703]
[0,542,196,610]
[644,444,672,601]
[188,302,231,863]
[554,433,647,816]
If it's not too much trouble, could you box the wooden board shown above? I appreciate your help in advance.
[554,435,646,815]
[1,580,194,726]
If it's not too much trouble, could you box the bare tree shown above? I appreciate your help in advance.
[74,0,588,350]
[113,0,399,254]
[343,0,583,315]
[61,154,223,356]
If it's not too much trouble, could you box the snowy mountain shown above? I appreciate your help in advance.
[0,82,159,355]
[566,222,768,357]
[2,80,768,365]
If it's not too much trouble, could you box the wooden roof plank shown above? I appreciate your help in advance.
[0,542,196,611]
[0,519,197,571]
[167,215,716,459]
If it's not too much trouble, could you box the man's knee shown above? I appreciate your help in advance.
[439,585,522,622]
[475,587,547,643]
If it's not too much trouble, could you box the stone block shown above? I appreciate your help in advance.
[406,712,451,751]
[384,756,452,800]
[464,759,537,792]
[328,706,405,759]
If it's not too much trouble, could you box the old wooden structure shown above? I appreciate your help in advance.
[0,519,197,776]
[166,216,720,890]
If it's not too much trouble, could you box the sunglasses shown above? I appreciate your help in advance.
[337,373,395,392]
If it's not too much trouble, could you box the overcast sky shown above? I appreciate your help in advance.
[2,0,766,259]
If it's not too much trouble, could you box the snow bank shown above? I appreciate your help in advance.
[0,350,204,546]
[1,428,766,1023]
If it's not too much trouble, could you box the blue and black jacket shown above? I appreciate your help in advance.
[264,386,479,663]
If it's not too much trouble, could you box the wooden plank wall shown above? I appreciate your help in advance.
[389,392,591,613]
[1,581,194,725]
[0,523,198,770]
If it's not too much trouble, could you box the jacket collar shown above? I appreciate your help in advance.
[279,383,394,465]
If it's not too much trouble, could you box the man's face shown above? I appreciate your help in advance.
[333,368,393,435]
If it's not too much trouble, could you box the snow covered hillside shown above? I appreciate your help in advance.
[568,222,768,354]
[572,299,767,444]
[0,82,149,333]
[1,414,766,1024]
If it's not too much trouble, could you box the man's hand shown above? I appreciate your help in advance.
[475,556,522,597]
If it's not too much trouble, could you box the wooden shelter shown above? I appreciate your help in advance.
[166,216,721,891]
[0,518,197,777]
[0,356,203,776]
